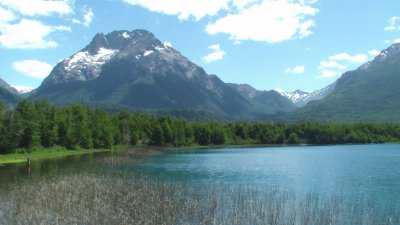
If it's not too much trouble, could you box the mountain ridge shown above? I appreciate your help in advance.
[278,82,336,107]
[282,43,400,122]
[0,77,20,106]
[33,29,297,120]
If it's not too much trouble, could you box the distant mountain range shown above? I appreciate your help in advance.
[13,86,34,94]
[31,30,296,120]
[278,82,336,107]
[1,29,399,122]
[283,44,400,122]
[0,78,19,107]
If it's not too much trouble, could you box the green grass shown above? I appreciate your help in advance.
[0,145,127,165]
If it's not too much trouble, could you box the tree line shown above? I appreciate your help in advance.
[0,100,399,153]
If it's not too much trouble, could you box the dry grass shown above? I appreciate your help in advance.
[1,173,399,225]
[100,147,164,166]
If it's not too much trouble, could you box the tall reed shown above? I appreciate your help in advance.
[1,173,398,225]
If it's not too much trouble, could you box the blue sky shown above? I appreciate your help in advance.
[1,0,400,93]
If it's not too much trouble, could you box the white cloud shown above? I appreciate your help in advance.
[319,70,340,78]
[299,0,318,4]
[0,6,15,22]
[329,53,368,64]
[57,25,72,32]
[319,61,346,70]
[72,8,94,27]
[121,0,318,43]
[0,19,70,49]
[317,51,373,79]
[202,44,226,63]
[122,0,228,21]
[274,87,284,93]
[12,59,53,79]
[284,65,305,74]
[231,0,255,9]
[384,38,400,44]
[318,60,345,78]
[0,0,74,50]
[368,50,380,57]
[384,16,400,31]
[206,0,318,43]
[0,0,73,17]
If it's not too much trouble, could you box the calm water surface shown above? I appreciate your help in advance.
[128,144,400,205]
[1,144,399,207]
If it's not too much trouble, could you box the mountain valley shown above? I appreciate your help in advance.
[1,29,399,122]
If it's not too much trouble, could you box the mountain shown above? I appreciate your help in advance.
[279,82,336,107]
[13,86,34,94]
[228,83,297,113]
[0,78,20,106]
[283,43,400,122]
[33,29,296,120]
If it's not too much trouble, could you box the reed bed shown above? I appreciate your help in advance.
[1,173,399,225]
[100,147,164,166]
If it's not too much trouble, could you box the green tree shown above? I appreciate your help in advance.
[150,123,164,145]
[15,100,40,149]
[0,111,22,153]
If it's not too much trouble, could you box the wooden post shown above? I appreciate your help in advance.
[27,157,31,173]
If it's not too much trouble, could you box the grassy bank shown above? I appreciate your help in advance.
[1,174,398,225]
[0,144,277,166]
[0,145,127,165]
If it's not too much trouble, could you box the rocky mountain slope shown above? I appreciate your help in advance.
[33,29,296,120]
[0,78,20,106]
[283,43,400,122]
[279,82,336,107]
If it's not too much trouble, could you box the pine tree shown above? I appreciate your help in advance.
[15,100,40,149]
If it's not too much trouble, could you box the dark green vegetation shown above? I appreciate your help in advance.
[1,99,399,154]
[1,173,398,225]
[284,44,400,122]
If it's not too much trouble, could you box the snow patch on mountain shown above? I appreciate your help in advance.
[360,43,400,71]
[143,50,154,56]
[12,85,34,94]
[65,47,119,71]
[155,45,165,51]
[279,82,336,107]
[53,47,120,82]
[280,90,311,106]
[122,32,130,38]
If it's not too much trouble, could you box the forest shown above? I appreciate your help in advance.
[0,100,399,154]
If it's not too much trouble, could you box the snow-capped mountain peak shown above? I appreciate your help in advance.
[279,82,336,107]
[359,43,400,71]
[12,85,34,94]
[42,47,119,86]
[280,90,311,105]
[65,47,119,71]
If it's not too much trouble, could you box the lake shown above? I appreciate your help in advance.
[127,144,400,207]
[1,144,400,222]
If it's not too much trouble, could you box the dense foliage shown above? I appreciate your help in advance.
[0,100,399,153]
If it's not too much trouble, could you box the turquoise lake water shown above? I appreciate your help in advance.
[1,144,399,210]
[128,144,400,206]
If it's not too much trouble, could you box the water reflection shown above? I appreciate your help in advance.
[0,152,109,190]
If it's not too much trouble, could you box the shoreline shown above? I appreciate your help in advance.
[1,142,396,166]
[0,146,127,166]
